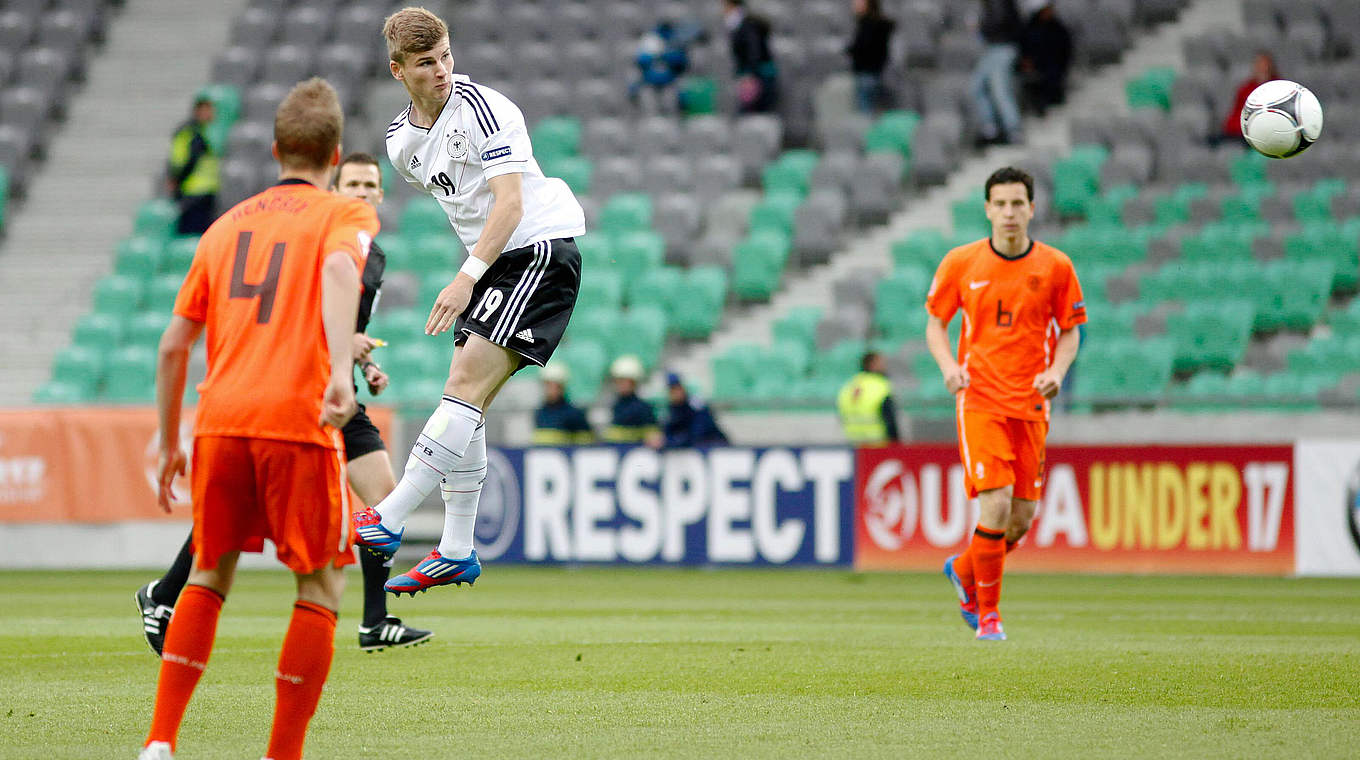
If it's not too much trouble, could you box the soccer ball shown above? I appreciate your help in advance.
[1240,79,1323,159]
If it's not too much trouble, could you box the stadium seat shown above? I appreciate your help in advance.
[598,193,653,235]
[711,345,759,401]
[1167,301,1254,372]
[366,307,426,346]
[611,306,667,369]
[399,197,447,236]
[92,275,143,316]
[102,346,158,402]
[772,306,822,352]
[611,231,665,282]
[678,77,718,115]
[670,266,728,338]
[731,231,791,301]
[161,236,199,274]
[873,270,930,341]
[146,274,184,314]
[32,380,90,404]
[563,306,617,352]
[555,338,607,401]
[114,237,164,282]
[546,155,592,196]
[124,311,168,350]
[626,266,683,312]
[576,267,623,310]
[72,312,124,350]
[417,270,456,310]
[531,115,581,161]
[576,232,615,271]
[133,199,179,239]
[51,345,104,398]
[747,191,802,237]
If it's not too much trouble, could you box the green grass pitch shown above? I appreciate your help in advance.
[1,568,1357,759]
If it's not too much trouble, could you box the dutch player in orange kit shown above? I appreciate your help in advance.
[139,78,378,760]
[925,166,1086,641]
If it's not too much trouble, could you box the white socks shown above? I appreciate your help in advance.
[376,396,483,532]
[437,421,486,559]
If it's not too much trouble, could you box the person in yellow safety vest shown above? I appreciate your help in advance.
[165,95,220,235]
[531,363,595,445]
[837,350,900,445]
[604,355,662,445]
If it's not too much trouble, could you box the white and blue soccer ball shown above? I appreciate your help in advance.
[1240,79,1324,159]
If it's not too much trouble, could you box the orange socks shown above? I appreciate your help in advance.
[971,527,1007,617]
[146,584,224,751]
[265,600,338,760]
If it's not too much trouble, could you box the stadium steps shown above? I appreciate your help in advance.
[666,0,1241,397]
[0,0,248,402]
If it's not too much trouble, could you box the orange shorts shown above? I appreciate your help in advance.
[191,436,356,575]
[956,409,1048,500]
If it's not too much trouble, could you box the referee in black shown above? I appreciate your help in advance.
[135,153,433,654]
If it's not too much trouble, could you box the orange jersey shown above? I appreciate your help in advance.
[926,238,1085,421]
[174,180,379,448]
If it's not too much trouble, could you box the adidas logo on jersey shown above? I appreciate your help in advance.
[515,328,534,343]
[409,155,422,172]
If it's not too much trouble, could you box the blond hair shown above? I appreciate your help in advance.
[383,7,448,64]
[273,77,343,171]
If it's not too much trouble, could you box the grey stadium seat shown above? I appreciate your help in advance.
[691,154,742,200]
[518,79,572,128]
[571,78,629,119]
[636,116,683,157]
[816,306,870,349]
[317,43,369,83]
[683,115,730,158]
[230,6,279,50]
[583,117,635,159]
[810,150,858,194]
[0,86,48,134]
[591,155,644,198]
[642,154,693,197]
[281,5,333,47]
[562,40,613,80]
[18,47,74,94]
[226,120,273,165]
[850,151,904,225]
[832,267,881,308]
[793,188,847,265]
[732,115,783,181]
[212,46,261,90]
[0,124,33,188]
[0,12,34,52]
[461,42,513,83]
[654,192,703,258]
[37,10,95,50]
[261,45,315,86]
[378,271,419,311]
[242,83,289,122]
[219,158,262,209]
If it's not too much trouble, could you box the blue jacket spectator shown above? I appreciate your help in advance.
[532,364,594,445]
[631,19,706,109]
[663,373,728,448]
[604,355,660,444]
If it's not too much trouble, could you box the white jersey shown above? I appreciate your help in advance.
[385,74,585,254]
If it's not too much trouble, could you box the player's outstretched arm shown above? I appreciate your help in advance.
[925,313,969,394]
[1034,327,1080,399]
[155,316,203,512]
[426,172,524,335]
[321,251,361,428]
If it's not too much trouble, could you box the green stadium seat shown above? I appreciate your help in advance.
[679,77,719,115]
[124,311,168,350]
[161,236,199,274]
[810,339,866,382]
[547,155,592,196]
[761,161,811,197]
[951,195,989,238]
[862,110,919,158]
[1262,371,1327,411]
[611,230,665,282]
[32,380,91,404]
[577,267,623,310]
[1125,67,1175,111]
[1229,150,1268,186]
[556,339,608,401]
[51,345,105,397]
[102,346,158,402]
[1053,145,1109,217]
[1220,194,1262,224]
[399,197,448,236]
[198,84,242,126]
[1167,301,1254,373]
[146,274,184,314]
[1153,183,1207,227]
[72,313,125,350]
[891,229,948,274]
[773,306,822,351]
[1256,260,1332,331]
[599,193,653,234]
[711,345,759,401]
[531,116,582,161]
[626,266,683,311]
[367,307,427,346]
[768,338,812,378]
[114,237,164,282]
[1285,222,1358,292]
[565,306,618,350]
[776,149,820,180]
[670,266,727,338]
[577,232,616,271]
[1074,337,1173,403]
[874,270,930,340]
[612,306,667,369]
[731,230,791,301]
[93,275,144,316]
[382,341,440,389]
[748,191,802,236]
[413,270,454,310]
[1170,371,1231,412]
[134,199,179,239]
[407,232,463,271]
[376,235,413,271]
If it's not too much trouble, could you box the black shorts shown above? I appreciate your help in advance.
[454,237,581,370]
[341,403,386,461]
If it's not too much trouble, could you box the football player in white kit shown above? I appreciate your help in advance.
[353,6,586,594]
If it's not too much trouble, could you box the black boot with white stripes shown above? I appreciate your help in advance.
[357,616,434,652]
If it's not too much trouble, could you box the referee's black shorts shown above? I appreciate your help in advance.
[341,403,386,461]
[453,237,581,371]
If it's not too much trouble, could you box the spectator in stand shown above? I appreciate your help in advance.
[722,0,779,113]
[1018,0,1072,116]
[604,355,662,446]
[971,0,1024,146]
[1218,51,1279,143]
[630,19,707,113]
[847,0,896,113]
[532,363,595,445]
[165,95,220,235]
[836,351,900,446]
[662,373,729,448]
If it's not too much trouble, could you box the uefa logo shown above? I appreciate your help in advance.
[473,447,520,560]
